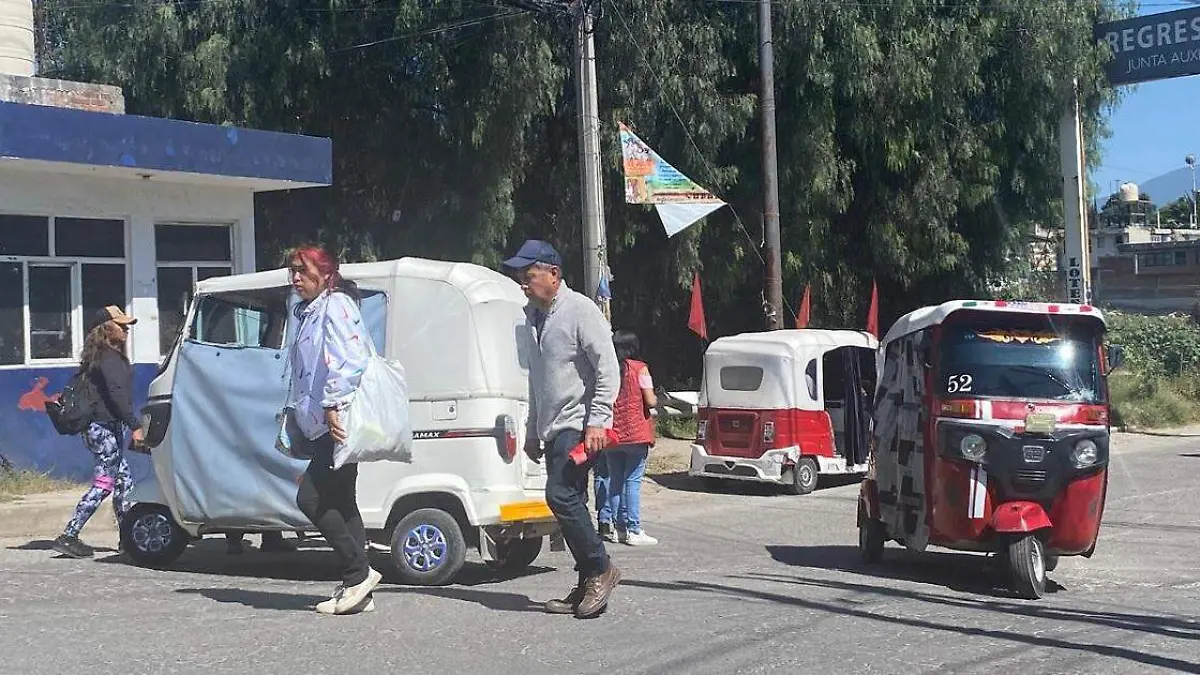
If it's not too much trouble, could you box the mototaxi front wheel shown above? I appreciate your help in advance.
[120,503,189,567]
[1008,534,1048,599]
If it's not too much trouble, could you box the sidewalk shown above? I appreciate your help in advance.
[0,488,117,541]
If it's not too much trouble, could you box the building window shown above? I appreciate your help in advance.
[0,214,128,367]
[1138,251,1187,268]
[155,223,233,354]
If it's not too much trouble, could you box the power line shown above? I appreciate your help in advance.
[331,7,530,53]
[606,0,806,325]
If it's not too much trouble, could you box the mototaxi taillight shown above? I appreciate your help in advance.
[697,419,708,441]
[500,414,518,461]
[762,420,776,446]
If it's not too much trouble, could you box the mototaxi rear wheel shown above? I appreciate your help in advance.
[784,457,819,496]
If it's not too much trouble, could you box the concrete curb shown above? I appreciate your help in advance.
[0,489,117,541]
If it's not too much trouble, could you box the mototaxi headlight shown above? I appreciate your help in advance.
[959,433,987,461]
[1071,439,1099,467]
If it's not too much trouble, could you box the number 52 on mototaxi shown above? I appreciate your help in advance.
[858,300,1124,599]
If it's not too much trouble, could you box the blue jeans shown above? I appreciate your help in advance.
[545,430,610,576]
[605,444,650,532]
[594,452,611,525]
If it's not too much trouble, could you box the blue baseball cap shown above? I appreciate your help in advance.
[503,239,562,270]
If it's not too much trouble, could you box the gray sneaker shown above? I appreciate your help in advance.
[52,535,93,559]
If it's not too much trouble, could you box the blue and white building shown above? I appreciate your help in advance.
[0,12,332,480]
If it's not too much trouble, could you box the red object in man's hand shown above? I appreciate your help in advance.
[568,429,620,465]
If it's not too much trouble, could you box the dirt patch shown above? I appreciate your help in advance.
[647,438,691,476]
[0,469,82,503]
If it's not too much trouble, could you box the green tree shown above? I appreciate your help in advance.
[36,0,1129,384]
[1160,195,1195,227]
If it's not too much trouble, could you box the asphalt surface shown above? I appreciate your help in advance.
[3,432,1200,674]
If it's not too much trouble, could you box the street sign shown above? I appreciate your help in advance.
[1095,7,1200,86]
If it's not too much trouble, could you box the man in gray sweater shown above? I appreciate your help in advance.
[504,240,622,619]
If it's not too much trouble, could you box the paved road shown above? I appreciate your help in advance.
[3,432,1200,674]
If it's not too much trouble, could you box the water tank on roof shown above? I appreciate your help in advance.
[0,0,34,77]
[1119,182,1140,203]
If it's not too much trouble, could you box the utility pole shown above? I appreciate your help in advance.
[1059,79,1090,305]
[758,0,784,330]
[574,0,608,314]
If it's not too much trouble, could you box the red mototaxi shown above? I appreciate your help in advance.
[858,300,1122,599]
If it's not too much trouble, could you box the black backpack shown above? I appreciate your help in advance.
[45,369,99,436]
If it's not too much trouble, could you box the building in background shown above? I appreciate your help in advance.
[0,7,331,479]
[1094,240,1200,313]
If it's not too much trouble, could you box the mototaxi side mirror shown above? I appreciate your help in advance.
[1106,344,1125,374]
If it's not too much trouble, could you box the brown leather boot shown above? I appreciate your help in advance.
[575,564,621,619]
[544,573,586,614]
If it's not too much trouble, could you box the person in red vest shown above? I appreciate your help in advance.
[605,330,659,546]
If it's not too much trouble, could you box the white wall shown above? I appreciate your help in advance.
[0,167,256,365]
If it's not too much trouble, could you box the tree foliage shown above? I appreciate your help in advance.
[36,0,1127,385]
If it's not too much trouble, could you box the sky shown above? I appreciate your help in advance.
[1091,1,1200,196]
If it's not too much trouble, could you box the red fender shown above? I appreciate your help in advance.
[991,501,1052,533]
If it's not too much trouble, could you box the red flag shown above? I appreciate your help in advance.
[796,285,811,329]
[866,280,879,338]
[688,271,707,340]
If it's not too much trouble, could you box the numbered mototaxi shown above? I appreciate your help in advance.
[689,329,878,495]
[857,300,1123,599]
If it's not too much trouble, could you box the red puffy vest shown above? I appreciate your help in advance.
[613,359,655,445]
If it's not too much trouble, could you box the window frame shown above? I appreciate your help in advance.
[187,291,288,350]
[0,213,130,369]
[154,222,236,356]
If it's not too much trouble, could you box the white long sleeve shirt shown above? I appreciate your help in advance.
[288,289,373,440]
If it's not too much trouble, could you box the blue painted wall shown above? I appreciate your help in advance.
[1,364,157,484]
[0,101,332,186]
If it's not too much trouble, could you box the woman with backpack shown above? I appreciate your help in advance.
[53,306,143,559]
[603,330,659,547]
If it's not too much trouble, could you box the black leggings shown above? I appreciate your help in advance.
[295,432,369,587]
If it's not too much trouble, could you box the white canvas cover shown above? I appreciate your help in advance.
[700,329,877,411]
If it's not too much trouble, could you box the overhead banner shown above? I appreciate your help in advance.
[1095,7,1200,86]
[619,122,726,237]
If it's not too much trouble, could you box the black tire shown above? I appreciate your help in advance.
[1008,534,1047,599]
[484,536,544,572]
[859,518,886,564]
[120,503,188,567]
[1044,553,1059,573]
[784,457,819,496]
[389,508,467,586]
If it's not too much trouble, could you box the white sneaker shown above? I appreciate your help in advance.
[623,530,658,547]
[315,585,345,615]
[335,567,382,614]
[316,585,377,615]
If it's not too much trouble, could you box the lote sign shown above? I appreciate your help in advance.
[1095,7,1200,86]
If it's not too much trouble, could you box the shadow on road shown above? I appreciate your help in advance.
[176,587,326,612]
[378,585,546,613]
[624,574,1200,672]
[8,538,117,556]
[763,544,1041,598]
[650,471,861,496]
[89,536,554,590]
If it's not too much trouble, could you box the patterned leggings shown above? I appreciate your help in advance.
[64,422,133,538]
